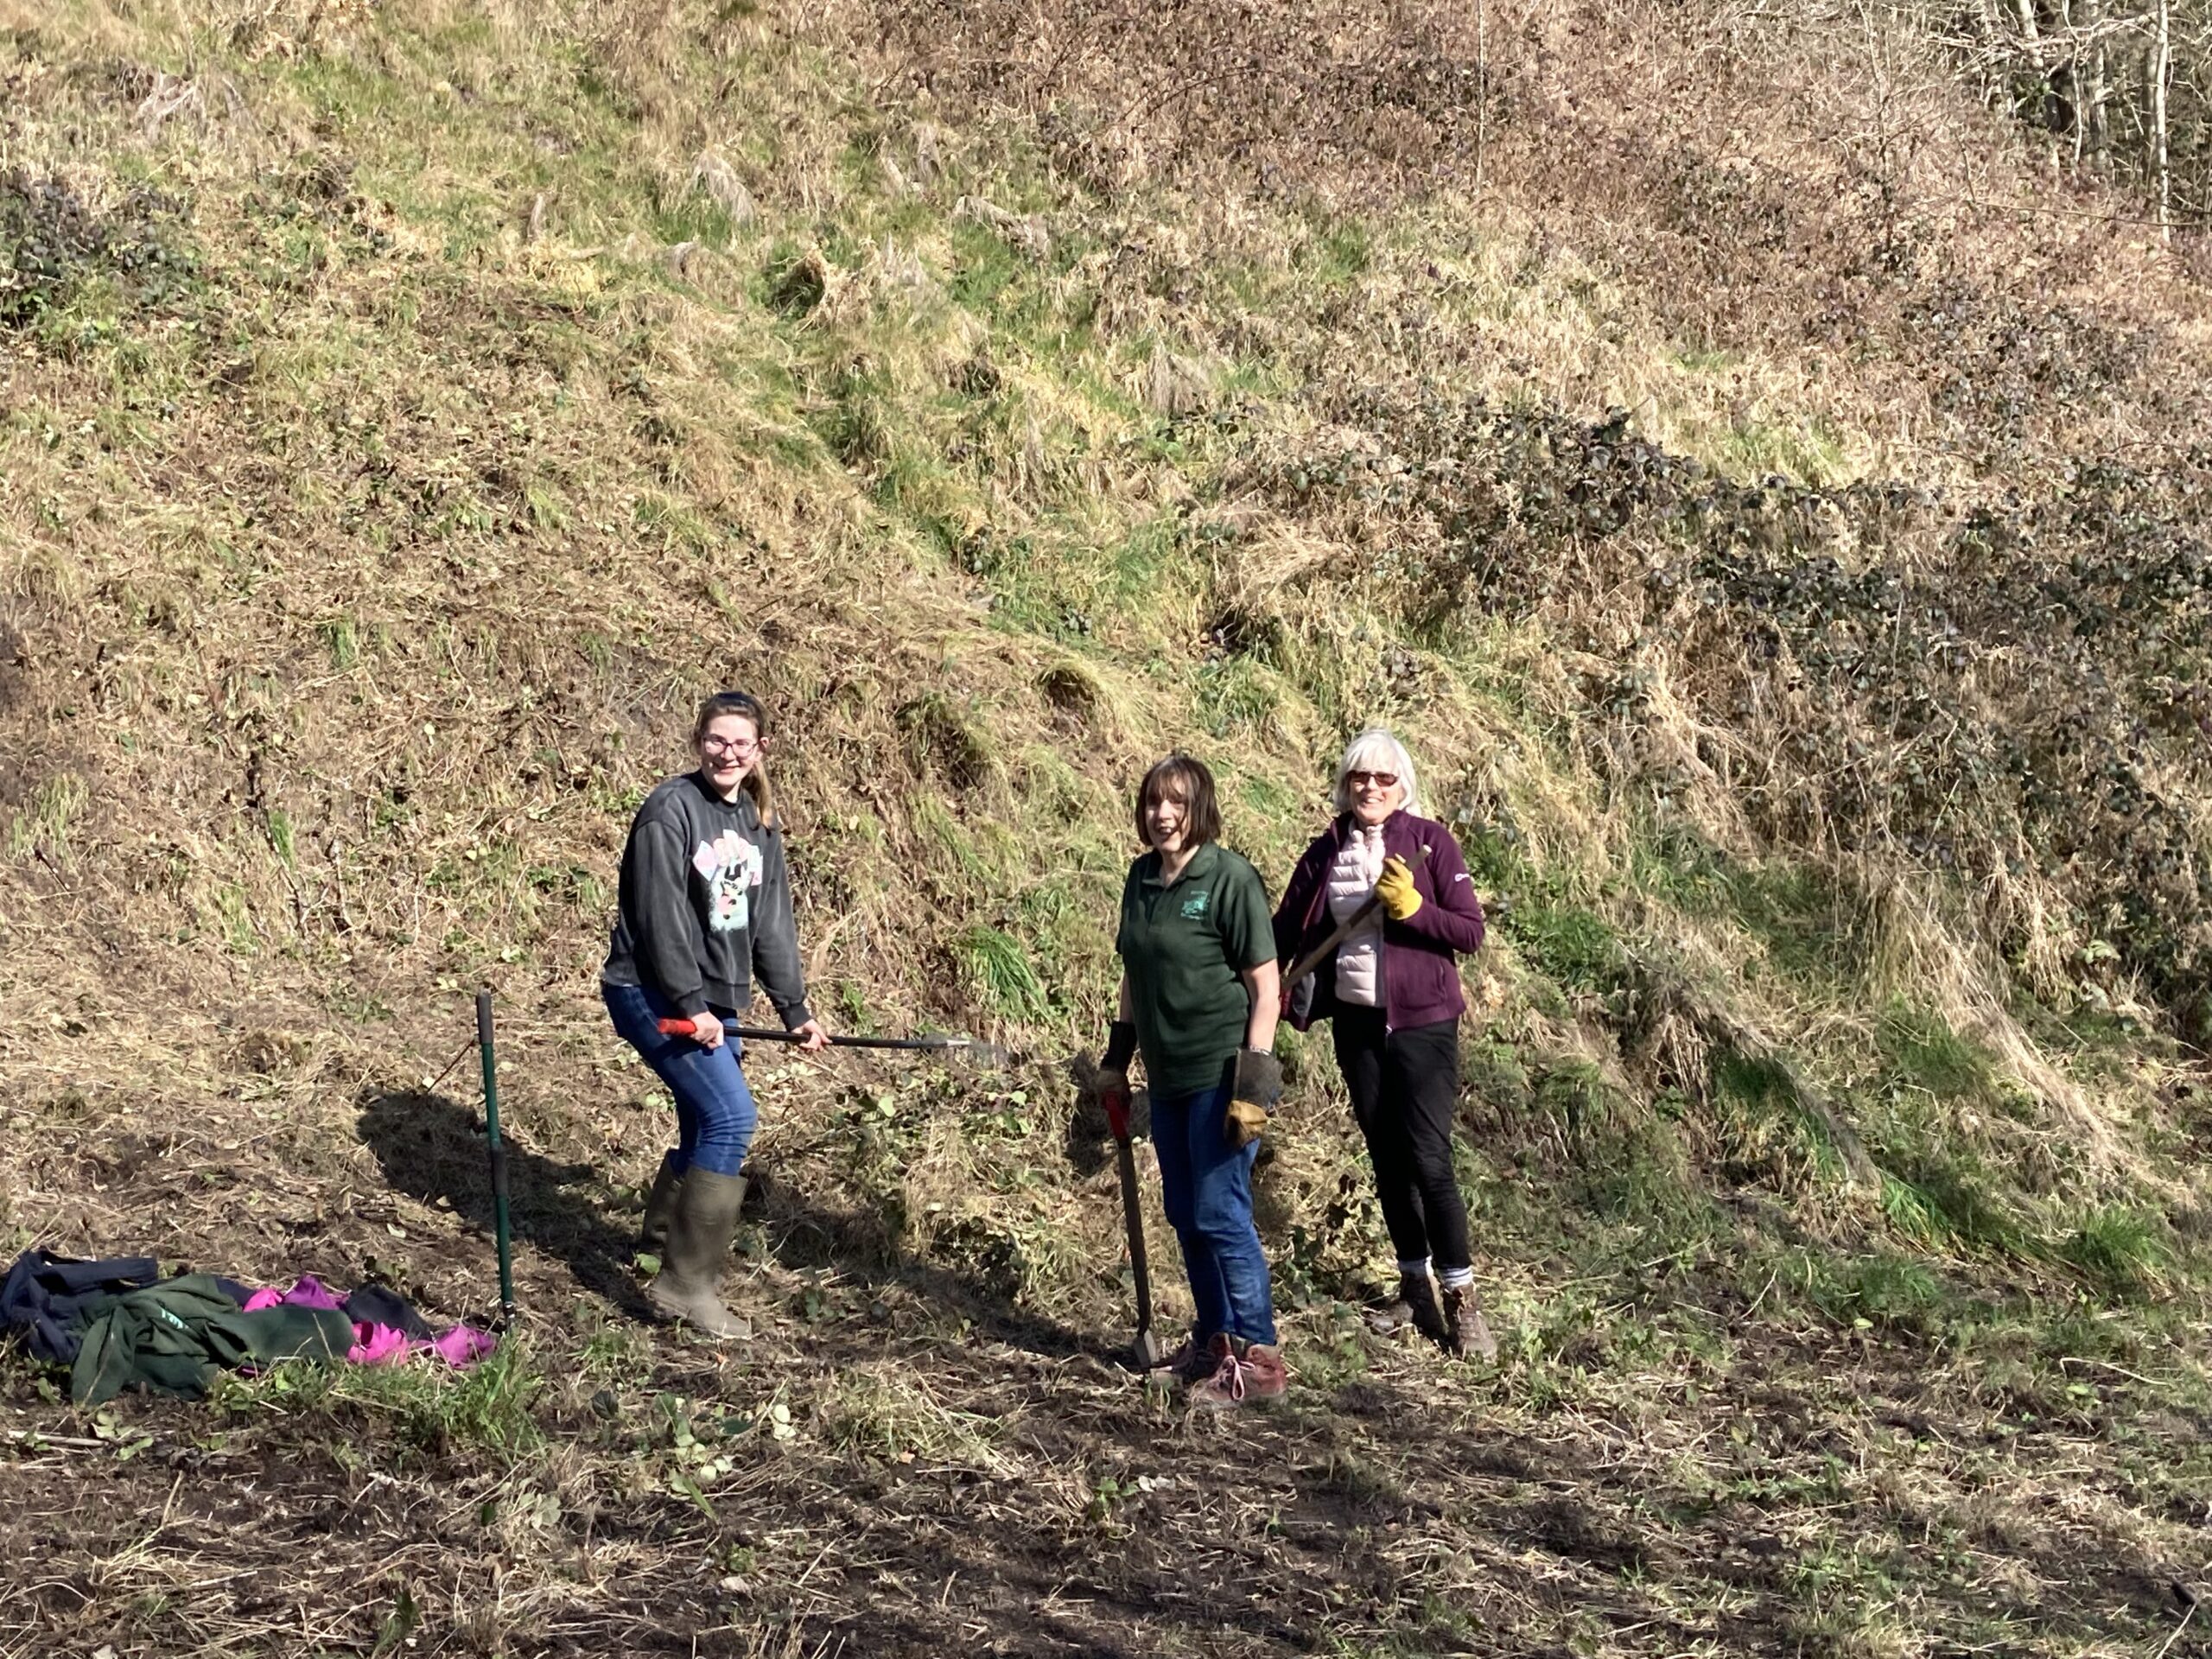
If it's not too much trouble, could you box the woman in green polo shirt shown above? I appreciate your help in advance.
[1095,753,1286,1408]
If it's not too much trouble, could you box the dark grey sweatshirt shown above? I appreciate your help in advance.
[600,773,813,1027]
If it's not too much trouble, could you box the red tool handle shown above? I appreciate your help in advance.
[1102,1084,1132,1141]
[658,1017,798,1041]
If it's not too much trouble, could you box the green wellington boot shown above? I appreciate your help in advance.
[645,1169,750,1339]
[638,1153,685,1257]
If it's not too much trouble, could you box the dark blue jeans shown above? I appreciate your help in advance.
[1151,1084,1278,1346]
[602,981,758,1178]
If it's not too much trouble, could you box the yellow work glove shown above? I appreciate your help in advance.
[1225,1049,1281,1149]
[1376,855,1423,921]
[1225,1098,1269,1148]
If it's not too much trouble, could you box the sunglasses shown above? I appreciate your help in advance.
[1346,771,1400,789]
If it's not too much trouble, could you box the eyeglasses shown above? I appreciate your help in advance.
[701,736,760,758]
[1346,771,1399,789]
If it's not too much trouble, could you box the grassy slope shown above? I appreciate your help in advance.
[3,2,2211,1655]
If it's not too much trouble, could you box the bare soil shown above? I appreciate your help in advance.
[5,1042,2207,1657]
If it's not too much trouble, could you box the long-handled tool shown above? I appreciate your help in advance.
[656,1016,1009,1065]
[1099,1075,1168,1371]
[475,989,517,1323]
[1279,893,1382,1013]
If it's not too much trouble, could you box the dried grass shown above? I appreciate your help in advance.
[3,1,2209,1650]
[950,194,1050,262]
[689,148,758,226]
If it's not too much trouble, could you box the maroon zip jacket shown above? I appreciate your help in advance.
[1271,810,1486,1033]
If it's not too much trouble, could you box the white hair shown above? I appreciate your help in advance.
[1332,728,1421,817]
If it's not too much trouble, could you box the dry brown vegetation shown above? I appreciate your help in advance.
[3,0,2212,1654]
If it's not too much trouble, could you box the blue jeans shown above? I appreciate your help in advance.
[1151,1084,1277,1346]
[602,982,759,1178]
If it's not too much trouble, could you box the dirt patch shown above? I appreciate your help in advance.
[857,0,1503,204]
[5,1065,2208,1656]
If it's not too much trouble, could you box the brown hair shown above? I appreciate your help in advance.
[1134,753,1221,850]
[693,690,776,828]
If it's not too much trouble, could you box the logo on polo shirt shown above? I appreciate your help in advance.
[1180,890,1211,919]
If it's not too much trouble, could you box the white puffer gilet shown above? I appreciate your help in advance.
[1327,825,1387,1007]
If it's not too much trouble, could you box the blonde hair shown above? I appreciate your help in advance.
[1332,728,1421,817]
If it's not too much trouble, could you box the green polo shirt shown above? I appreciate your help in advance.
[1115,842,1274,1099]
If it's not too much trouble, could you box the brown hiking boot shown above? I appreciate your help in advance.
[1441,1281,1497,1363]
[645,1170,751,1339]
[1188,1335,1288,1408]
[1399,1270,1451,1348]
[1149,1336,1218,1382]
[638,1153,684,1257]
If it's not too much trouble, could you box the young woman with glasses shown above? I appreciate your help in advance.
[600,690,830,1337]
[1271,728,1496,1360]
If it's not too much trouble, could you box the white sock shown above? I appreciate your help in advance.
[1397,1258,1432,1280]
[1439,1265,1475,1291]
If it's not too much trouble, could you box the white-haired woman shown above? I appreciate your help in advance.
[1272,729,1496,1359]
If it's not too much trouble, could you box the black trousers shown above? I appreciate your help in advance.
[1332,1010,1471,1272]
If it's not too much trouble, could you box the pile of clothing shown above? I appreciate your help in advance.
[1,1249,497,1407]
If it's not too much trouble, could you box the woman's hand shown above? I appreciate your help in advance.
[1226,1048,1282,1148]
[1376,855,1424,921]
[790,1018,830,1052]
[688,1014,726,1050]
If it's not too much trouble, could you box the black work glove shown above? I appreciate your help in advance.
[1226,1047,1282,1148]
[1090,1020,1139,1139]
[1102,1020,1137,1075]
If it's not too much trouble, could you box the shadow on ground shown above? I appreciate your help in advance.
[754,1171,1111,1364]
[355,1084,1104,1363]
[357,1086,651,1316]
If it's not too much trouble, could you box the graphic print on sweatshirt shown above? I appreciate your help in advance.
[693,829,765,934]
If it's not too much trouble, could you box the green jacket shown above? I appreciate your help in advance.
[71,1274,353,1406]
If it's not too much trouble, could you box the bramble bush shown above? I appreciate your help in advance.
[1255,388,2212,1034]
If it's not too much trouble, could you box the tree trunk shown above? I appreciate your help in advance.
[1474,0,1486,199]
[2011,0,2059,158]
[2153,0,2171,237]
[2058,0,2082,159]
[2085,0,2109,172]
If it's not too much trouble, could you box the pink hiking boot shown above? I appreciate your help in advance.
[1188,1334,1288,1408]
